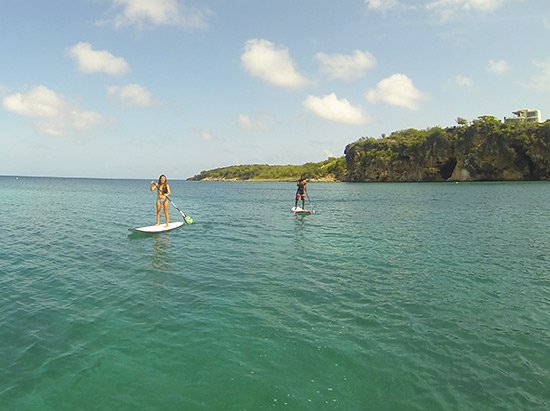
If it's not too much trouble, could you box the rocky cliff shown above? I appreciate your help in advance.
[344,118,550,182]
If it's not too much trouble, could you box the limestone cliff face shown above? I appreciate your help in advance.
[344,120,550,182]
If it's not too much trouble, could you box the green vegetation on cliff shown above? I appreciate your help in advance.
[345,118,550,181]
[188,157,346,181]
[189,118,550,182]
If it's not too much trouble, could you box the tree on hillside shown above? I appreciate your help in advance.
[456,117,468,126]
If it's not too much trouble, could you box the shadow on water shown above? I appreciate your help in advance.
[127,229,150,240]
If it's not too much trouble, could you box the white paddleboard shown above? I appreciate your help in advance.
[134,221,184,233]
[291,206,312,215]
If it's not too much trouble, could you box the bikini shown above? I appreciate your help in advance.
[157,185,168,203]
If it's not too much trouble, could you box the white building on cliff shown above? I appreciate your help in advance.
[504,109,542,124]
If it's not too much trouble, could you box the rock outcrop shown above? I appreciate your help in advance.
[344,119,550,182]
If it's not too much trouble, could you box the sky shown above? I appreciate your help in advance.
[1,0,549,179]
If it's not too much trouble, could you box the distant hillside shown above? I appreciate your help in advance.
[188,118,550,182]
[188,157,347,181]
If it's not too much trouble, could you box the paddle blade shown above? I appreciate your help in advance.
[184,215,193,224]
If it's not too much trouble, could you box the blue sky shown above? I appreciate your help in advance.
[1,0,549,179]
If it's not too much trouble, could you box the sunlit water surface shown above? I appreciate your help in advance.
[0,177,548,410]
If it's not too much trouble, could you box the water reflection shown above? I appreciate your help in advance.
[128,229,174,272]
[293,214,308,252]
[151,234,172,272]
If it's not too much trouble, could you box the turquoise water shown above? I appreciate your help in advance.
[0,177,549,410]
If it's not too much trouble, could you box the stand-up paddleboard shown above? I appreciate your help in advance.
[133,221,184,233]
[291,206,313,215]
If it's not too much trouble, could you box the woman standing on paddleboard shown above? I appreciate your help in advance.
[295,176,307,209]
[150,175,171,227]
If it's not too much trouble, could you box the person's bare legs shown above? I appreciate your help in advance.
[156,201,161,225]
[163,201,170,226]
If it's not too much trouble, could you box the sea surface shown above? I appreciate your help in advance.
[0,176,549,410]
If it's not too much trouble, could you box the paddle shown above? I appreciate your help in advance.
[152,183,193,224]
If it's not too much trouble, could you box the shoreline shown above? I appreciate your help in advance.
[194,176,340,182]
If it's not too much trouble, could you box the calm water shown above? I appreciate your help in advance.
[0,177,549,410]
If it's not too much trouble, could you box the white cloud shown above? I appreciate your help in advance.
[523,59,550,91]
[426,0,504,20]
[365,0,400,12]
[452,75,475,87]
[238,113,272,131]
[366,0,506,20]
[366,73,428,110]
[241,39,310,89]
[2,85,103,137]
[487,59,509,74]
[68,42,129,75]
[108,84,152,107]
[303,93,371,125]
[315,50,376,81]
[200,129,214,141]
[238,114,254,129]
[107,0,208,29]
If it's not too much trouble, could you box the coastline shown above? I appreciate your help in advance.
[195,176,340,182]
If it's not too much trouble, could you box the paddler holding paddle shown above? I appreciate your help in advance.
[150,175,171,226]
[294,176,307,210]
